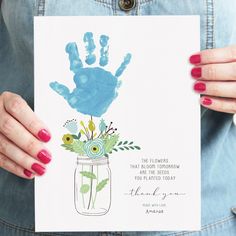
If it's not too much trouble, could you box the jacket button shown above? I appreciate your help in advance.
[231,207,236,215]
[233,114,236,126]
[119,0,136,11]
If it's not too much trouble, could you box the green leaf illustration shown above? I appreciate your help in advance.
[71,133,81,140]
[61,144,74,152]
[104,134,119,154]
[117,141,122,146]
[114,143,141,152]
[80,184,90,193]
[61,140,85,155]
[72,141,85,155]
[96,178,109,192]
[80,171,97,179]
[104,153,109,158]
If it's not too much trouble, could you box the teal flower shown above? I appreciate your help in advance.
[99,119,106,132]
[84,138,105,159]
[63,119,78,134]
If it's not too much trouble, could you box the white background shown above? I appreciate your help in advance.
[34,16,200,232]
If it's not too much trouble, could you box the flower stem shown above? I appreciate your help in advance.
[81,122,90,140]
[97,131,102,138]
[92,165,99,209]
[91,116,93,140]
[87,165,94,210]
[81,165,85,209]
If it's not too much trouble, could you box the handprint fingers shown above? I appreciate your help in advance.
[83,32,96,65]
[65,42,83,73]
[115,53,132,77]
[99,35,109,66]
[50,32,131,118]
[49,82,71,100]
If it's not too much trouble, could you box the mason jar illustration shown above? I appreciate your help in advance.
[60,118,140,216]
[74,156,111,216]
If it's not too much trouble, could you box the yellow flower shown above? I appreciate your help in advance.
[62,134,74,144]
[88,120,96,132]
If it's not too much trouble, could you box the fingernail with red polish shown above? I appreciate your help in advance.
[202,97,212,106]
[31,163,46,176]
[37,150,52,164]
[194,82,206,93]
[191,67,202,79]
[38,129,51,142]
[24,169,33,178]
[189,54,201,64]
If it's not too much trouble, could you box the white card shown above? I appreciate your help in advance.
[34,16,200,232]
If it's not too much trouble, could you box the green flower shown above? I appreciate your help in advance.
[84,138,105,159]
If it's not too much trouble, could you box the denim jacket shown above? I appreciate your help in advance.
[1,1,236,236]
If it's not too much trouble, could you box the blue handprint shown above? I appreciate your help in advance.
[50,32,131,117]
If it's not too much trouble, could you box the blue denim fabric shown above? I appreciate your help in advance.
[1,0,236,235]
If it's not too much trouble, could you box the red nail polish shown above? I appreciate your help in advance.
[194,82,206,93]
[189,54,201,64]
[191,67,202,78]
[37,149,52,164]
[31,163,46,176]
[38,129,51,142]
[24,169,33,178]
[202,97,212,106]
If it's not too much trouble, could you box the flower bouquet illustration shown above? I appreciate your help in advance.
[50,32,140,216]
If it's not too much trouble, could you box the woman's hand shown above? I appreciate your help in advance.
[0,92,51,179]
[190,45,236,113]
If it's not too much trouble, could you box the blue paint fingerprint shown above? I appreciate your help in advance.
[71,67,119,117]
[83,32,96,65]
[49,82,70,100]
[50,33,132,118]
[50,68,118,117]
[65,43,83,73]
[115,53,132,77]
[99,35,109,66]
